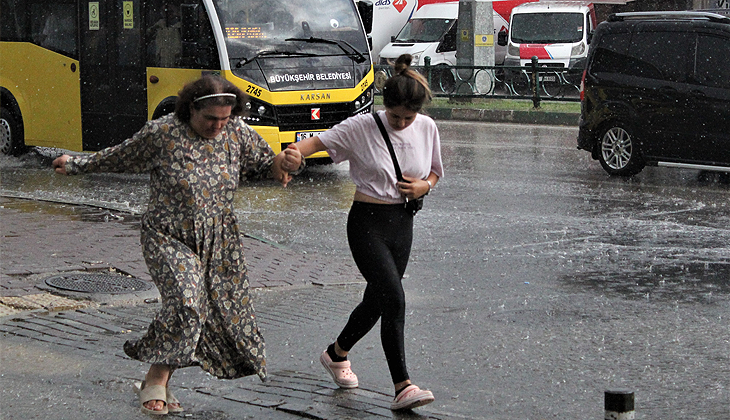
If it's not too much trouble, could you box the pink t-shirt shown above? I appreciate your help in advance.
[318,110,443,204]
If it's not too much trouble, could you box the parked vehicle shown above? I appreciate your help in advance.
[577,11,730,176]
[499,1,595,71]
[378,0,532,66]
[0,0,374,158]
[378,1,459,76]
[369,0,419,61]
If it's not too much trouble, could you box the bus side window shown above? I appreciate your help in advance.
[145,0,217,69]
[30,2,77,57]
[181,1,219,69]
[0,0,24,41]
[146,0,182,67]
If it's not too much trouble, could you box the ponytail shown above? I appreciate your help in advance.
[382,54,432,112]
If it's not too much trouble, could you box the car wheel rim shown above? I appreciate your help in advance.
[0,118,12,155]
[601,127,632,170]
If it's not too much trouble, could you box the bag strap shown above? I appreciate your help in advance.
[373,112,404,183]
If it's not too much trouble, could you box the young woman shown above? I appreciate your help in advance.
[52,76,302,415]
[289,54,443,411]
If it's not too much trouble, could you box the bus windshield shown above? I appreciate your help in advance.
[395,18,455,43]
[214,0,368,62]
[511,12,585,44]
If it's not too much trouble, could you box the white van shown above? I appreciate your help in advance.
[377,2,460,67]
[499,2,596,71]
[368,0,419,60]
[377,1,526,90]
[377,0,528,64]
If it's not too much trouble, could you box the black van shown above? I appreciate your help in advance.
[577,11,730,176]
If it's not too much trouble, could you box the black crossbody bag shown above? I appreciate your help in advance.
[373,113,424,215]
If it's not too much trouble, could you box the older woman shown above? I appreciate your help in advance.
[53,76,301,415]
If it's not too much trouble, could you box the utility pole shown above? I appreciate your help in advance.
[455,0,494,94]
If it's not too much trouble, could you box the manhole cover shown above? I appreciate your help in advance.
[44,273,153,294]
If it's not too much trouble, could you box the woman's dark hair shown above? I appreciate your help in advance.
[382,54,432,112]
[175,75,247,122]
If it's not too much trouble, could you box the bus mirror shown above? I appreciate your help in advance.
[357,0,374,34]
[497,30,508,47]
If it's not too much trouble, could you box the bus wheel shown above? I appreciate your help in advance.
[0,107,26,156]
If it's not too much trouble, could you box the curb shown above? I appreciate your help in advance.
[374,104,580,126]
[429,107,580,126]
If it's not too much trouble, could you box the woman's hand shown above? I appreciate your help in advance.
[52,155,71,175]
[272,146,302,187]
[282,145,302,172]
[397,176,430,200]
[398,173,438,200]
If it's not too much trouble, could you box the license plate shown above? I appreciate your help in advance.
[296,131,322,142]
[539,75,557,82]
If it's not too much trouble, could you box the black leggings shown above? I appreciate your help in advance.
[336,201,413,384]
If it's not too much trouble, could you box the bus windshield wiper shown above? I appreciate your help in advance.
[285,37,367,63]
[236,50,317,68]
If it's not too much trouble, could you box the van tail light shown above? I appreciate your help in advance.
[579,69,587,101]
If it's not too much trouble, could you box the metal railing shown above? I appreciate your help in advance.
[374,56,583,108]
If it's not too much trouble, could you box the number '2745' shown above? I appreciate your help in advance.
[246,85,262,97]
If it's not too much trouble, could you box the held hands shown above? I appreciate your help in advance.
[52,155,71,175]
[397,176,430,200]
[272,145,303,187]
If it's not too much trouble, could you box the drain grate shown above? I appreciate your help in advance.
[44,273,153,294]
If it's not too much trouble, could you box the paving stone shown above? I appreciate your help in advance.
[0,303,20,317]
[3,293,91,311]
[0,295,44,310]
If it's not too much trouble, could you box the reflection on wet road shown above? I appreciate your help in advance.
[3,123,729,303]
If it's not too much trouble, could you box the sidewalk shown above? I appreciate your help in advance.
[0,108,578,419]
[382,102,581,127]
[0,196,456,419]
[0,196,361,312]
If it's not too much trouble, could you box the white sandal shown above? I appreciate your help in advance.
[135,381,168,415]
[135,380,184,414]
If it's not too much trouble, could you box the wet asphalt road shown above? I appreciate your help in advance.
[1,121,729,419]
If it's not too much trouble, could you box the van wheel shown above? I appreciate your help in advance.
[432,66,455,94]
[598,123,644,176]
[0,107,26,156]
[508,70,531,96]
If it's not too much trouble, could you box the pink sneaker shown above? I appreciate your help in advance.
[391,384,435,411]
[319,350,359,388]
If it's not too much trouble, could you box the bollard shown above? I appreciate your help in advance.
[605,390,635,420]
[424,56,431,87]
[530,56,541,109]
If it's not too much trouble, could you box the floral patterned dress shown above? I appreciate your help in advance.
[65,114,272,380]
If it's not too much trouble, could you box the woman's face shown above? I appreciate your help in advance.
[189,105,232,139]
[384,105,418,131]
